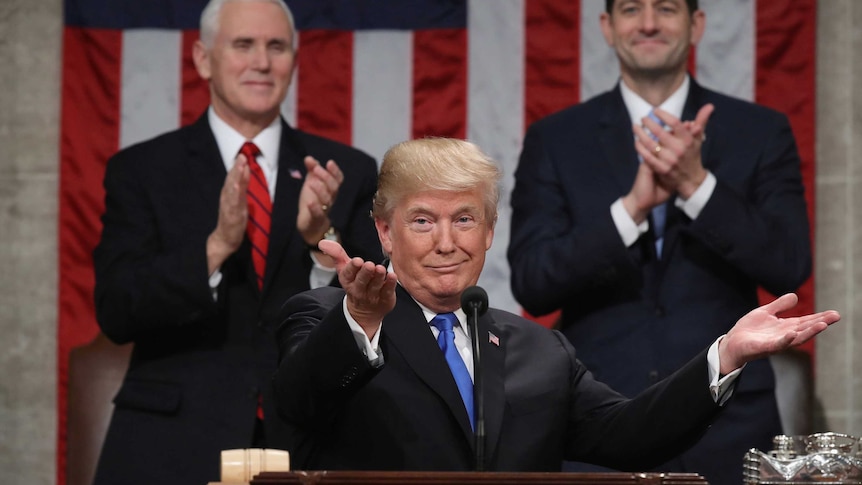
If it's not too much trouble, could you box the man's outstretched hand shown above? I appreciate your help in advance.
[719,293,840,375]
[318,239,398,338]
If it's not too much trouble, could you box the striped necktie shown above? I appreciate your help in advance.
[241,142,271,290]
[430,312,474,430]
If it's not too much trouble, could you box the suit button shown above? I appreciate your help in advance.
[654,306,665,317]
[648,370,659,383]
[248,387,258,398]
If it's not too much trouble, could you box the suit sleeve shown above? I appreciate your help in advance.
[273,287,381,432]
[561,332,722,470]
[684,112,811,295]
[93,150,219,344]
[508,125,648,317]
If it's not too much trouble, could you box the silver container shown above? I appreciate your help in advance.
[744,433,862,485]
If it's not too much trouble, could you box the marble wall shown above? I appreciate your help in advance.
[0,0,62,484]
[814,0,862,435]
[0,0,859,484]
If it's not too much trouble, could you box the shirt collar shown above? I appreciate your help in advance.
[397,282,468,334]
[619,74,690,126]
[208,107,282,172]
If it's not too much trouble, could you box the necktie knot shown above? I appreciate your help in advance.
[240,141,261,161]
[430,312,458,334]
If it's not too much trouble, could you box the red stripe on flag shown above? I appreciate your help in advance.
[755,0,816,353]
[522,0,580,328]
[181,30,210,126]
[58,27,123,485]
[412,29,467,140]
[524,0,580,129]
[296,30,353,145]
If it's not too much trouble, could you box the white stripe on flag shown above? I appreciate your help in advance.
[281,35,299,126]
[468,0,524,313]
[581,0,620,101]
[353,31,413,165]
[121,30,181,149]
[697,0,755,101]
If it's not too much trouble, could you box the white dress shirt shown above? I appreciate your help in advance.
[205,107,335,292]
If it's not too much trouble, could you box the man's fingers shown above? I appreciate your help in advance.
[789,322,827,347]
[303,157,342,209]
[351,261,379,287]
[303,155,321,171]
[650,108,683,136]
[324,159,344,186]
[318,239,350,268]
[762,292,799,315]
[694,103,715,128]
[227,153,250,188]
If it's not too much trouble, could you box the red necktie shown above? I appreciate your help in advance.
[241,142,270,422]
[240,142,271,290]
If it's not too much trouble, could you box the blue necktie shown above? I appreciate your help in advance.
[430,313,474,430]
[645,110,667,257]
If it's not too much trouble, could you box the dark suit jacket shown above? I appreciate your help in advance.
[274,285,723,472]
[92,113,381,485]
[508,79,810,480]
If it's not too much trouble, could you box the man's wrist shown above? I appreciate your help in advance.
[306,226,339,251]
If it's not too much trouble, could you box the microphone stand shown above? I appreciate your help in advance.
[467,303,485,471]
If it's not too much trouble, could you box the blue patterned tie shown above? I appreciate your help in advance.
[645,110,667,257]
[430,312,474,430]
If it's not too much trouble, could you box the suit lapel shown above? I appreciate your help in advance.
[599,86,640,194]
[476,313,505,467]
[383,287,476,443]
[262,120,308,293]
[185,114,227,209]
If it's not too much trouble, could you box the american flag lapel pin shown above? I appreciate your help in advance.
[289,168,303,180]
[488,332,500,346]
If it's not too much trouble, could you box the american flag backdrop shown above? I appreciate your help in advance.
[58,0,816,482]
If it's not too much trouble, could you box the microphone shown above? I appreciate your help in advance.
[460,285,488,471]
[461,286,488,316]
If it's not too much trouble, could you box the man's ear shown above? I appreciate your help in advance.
[690,10,706,47]
[375,217,392,255]
[599,12,616,48]
[193,40,211,81]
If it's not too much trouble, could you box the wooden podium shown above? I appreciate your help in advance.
[247,471,708,485]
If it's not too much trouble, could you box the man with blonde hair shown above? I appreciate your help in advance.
[273,137,837,472]
[92,0,380,483]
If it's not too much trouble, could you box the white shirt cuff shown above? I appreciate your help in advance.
[309,251,337,289]
[611,198,649,247]
[208,268,223,301]
[675,171,716,220]
[707,335,744,405]
[343,296,384,366]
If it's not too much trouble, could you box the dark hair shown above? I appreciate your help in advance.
[605,0,698,14]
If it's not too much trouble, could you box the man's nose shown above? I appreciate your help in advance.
[434,224,457,253]
[249,45,271,70]
[640,7,659,33]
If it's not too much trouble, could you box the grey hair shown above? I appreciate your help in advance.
[199,0,297,49]
[372,138,501,227]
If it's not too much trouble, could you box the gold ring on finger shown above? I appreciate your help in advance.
[654,144,662,155]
